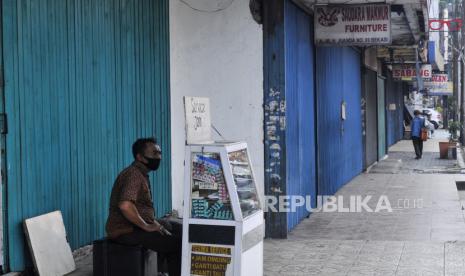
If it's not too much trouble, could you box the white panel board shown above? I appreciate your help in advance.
[23,211,75,276]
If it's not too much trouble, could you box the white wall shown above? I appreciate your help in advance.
[169,0,264,213]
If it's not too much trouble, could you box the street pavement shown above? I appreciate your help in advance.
[264,131,465,276]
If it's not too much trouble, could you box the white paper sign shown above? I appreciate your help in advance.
[315,4,391,46]
[184,97,213,144]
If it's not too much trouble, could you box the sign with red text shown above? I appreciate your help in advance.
[424,74,452,95]
[392,64,432,81]
[315,4,391,46]
[429,18,462,32]
[430,73,448,82]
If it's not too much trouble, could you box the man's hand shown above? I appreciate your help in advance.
[142,223,163,234]
[119,201,164,234]
[119,201,171,235]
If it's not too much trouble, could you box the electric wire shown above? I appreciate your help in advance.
[179,0,235,13]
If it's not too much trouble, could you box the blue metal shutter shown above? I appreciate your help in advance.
[284,1,317,231]
[316,47,363,196]
[2,0,171,270]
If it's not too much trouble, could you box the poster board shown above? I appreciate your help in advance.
[184,97,213,144]
[189,243,234,276]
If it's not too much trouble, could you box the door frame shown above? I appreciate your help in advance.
[377,75,387,160]
[0,0,7,270]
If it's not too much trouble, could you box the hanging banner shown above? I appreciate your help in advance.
[392,64,432,81]
[315,4,391,46]
[424,74,452,95]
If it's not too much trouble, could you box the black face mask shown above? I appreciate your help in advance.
[144,156,161,171]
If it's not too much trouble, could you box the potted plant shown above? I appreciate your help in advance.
[439,120,461,159]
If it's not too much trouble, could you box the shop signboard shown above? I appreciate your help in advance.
[392,64,432,81]
[315,4,391,46]
[424,74,452,95]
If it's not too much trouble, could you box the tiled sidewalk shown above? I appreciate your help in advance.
[369,152,459,174]
[264,137,465,276]
[265,239,465,276]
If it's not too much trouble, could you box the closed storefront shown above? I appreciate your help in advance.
[284,1,317,231]
[2,0,171,270]
[263,0,317,237]
[362,68,379,168]
[386,74,405,147]
[316,47,363,196]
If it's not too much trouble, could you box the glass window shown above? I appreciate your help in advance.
[228,149,261,218]
[191,152,234,220]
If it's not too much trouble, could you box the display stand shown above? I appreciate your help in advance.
[181,142,264,276]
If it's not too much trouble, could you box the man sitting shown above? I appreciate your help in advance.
[105,138,181,276]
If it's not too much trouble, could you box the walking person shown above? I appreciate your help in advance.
[411,110,425,159]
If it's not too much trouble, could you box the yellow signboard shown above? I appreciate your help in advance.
[190,244,234,276]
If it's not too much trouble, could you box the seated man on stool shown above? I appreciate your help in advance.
[105,137,181,276]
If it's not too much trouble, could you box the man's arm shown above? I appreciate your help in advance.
[119,201,163,233]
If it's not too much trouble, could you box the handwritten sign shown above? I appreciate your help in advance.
[184,97,213,144]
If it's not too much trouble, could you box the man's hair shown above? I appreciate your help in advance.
[132,137,157,159]
[414,110,421,116]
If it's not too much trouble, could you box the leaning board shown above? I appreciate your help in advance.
[23,211,76,276]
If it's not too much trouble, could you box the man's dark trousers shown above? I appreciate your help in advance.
[412,136,423,158]
[114,221,182,276]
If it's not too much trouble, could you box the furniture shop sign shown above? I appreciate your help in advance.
[392,64,432,81]
[315,4,391,46]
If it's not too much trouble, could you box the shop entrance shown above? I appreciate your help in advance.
[363,68,379,168]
